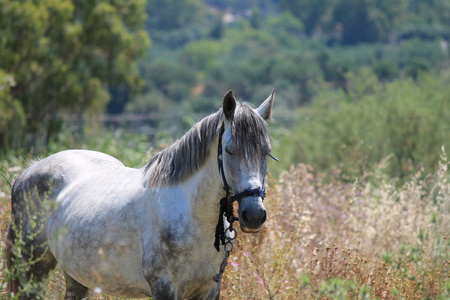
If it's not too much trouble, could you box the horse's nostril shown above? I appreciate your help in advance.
[241,210,249,223]
[261,210,267,224]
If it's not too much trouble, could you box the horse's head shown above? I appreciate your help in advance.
[220,90,275,233]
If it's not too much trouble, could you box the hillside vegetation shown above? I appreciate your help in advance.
[2,0,450,179]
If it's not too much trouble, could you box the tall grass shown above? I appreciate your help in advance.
[1,138,449,299]
[222,148,449,299]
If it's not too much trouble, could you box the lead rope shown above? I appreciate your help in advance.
[213,124,237,286]
[212,224,236,283]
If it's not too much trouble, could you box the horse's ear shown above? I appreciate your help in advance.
[256,89,275,120]
[223,90,236,120]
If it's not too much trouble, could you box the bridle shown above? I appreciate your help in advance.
[214,123,266,252]
[213,122,277,284]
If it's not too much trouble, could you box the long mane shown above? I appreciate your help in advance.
[144,103,271,187]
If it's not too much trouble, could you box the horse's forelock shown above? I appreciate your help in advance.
[231,103,271,166]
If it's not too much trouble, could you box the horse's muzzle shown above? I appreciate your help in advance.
[238,197,267,233]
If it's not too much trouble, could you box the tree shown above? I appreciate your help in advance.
[146,0,204,31]
[209,13,225,40]
[0,0,149,152]
[280,0,335,36]
[332,0,407,45]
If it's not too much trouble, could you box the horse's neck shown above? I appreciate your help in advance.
[181,140,224,232]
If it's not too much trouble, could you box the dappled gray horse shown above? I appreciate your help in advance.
[6,90,275,299]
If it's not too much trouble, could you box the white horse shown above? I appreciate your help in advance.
[6,90,275,299]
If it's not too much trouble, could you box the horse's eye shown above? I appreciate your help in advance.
[225,146,233,155]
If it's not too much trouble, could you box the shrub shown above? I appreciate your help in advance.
[277,69,450,181]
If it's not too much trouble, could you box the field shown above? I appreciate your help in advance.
[2,0,450,298]
[0,135,449,300]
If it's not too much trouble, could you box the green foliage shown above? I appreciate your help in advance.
[281,0,408,44]
[181,39,229,71]
[266,11,304,47]
[145,0,206,47]
[2,0,450,183]
[0,71,24,150]
[133,0,450,125]
[332,0,407,45]
[373,59,399,81]
[318,278,357,299]
[209,13,225,40]
[0,0,149,153]
[280,0,335,35]
[146,0,204,31]
[403,0,450,26]
[3,215,57,299]
[278,69,450,181]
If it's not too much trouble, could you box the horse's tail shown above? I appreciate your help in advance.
[6,224,20,297]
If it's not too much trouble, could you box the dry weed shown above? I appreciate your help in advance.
[222,150,449,299]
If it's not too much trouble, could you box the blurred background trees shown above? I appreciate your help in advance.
[1,0,449,180]
[0,0,149,152]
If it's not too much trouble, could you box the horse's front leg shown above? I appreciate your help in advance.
[63,271,90,300]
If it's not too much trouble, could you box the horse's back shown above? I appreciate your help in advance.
[11,149,132,234]
[11,150,122,213]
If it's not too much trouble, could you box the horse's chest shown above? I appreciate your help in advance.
[143,225,223,289]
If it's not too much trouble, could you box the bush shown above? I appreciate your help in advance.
[277,69,450,181]
[0,71,25,152]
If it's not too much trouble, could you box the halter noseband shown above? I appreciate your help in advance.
[214,123,266,252]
